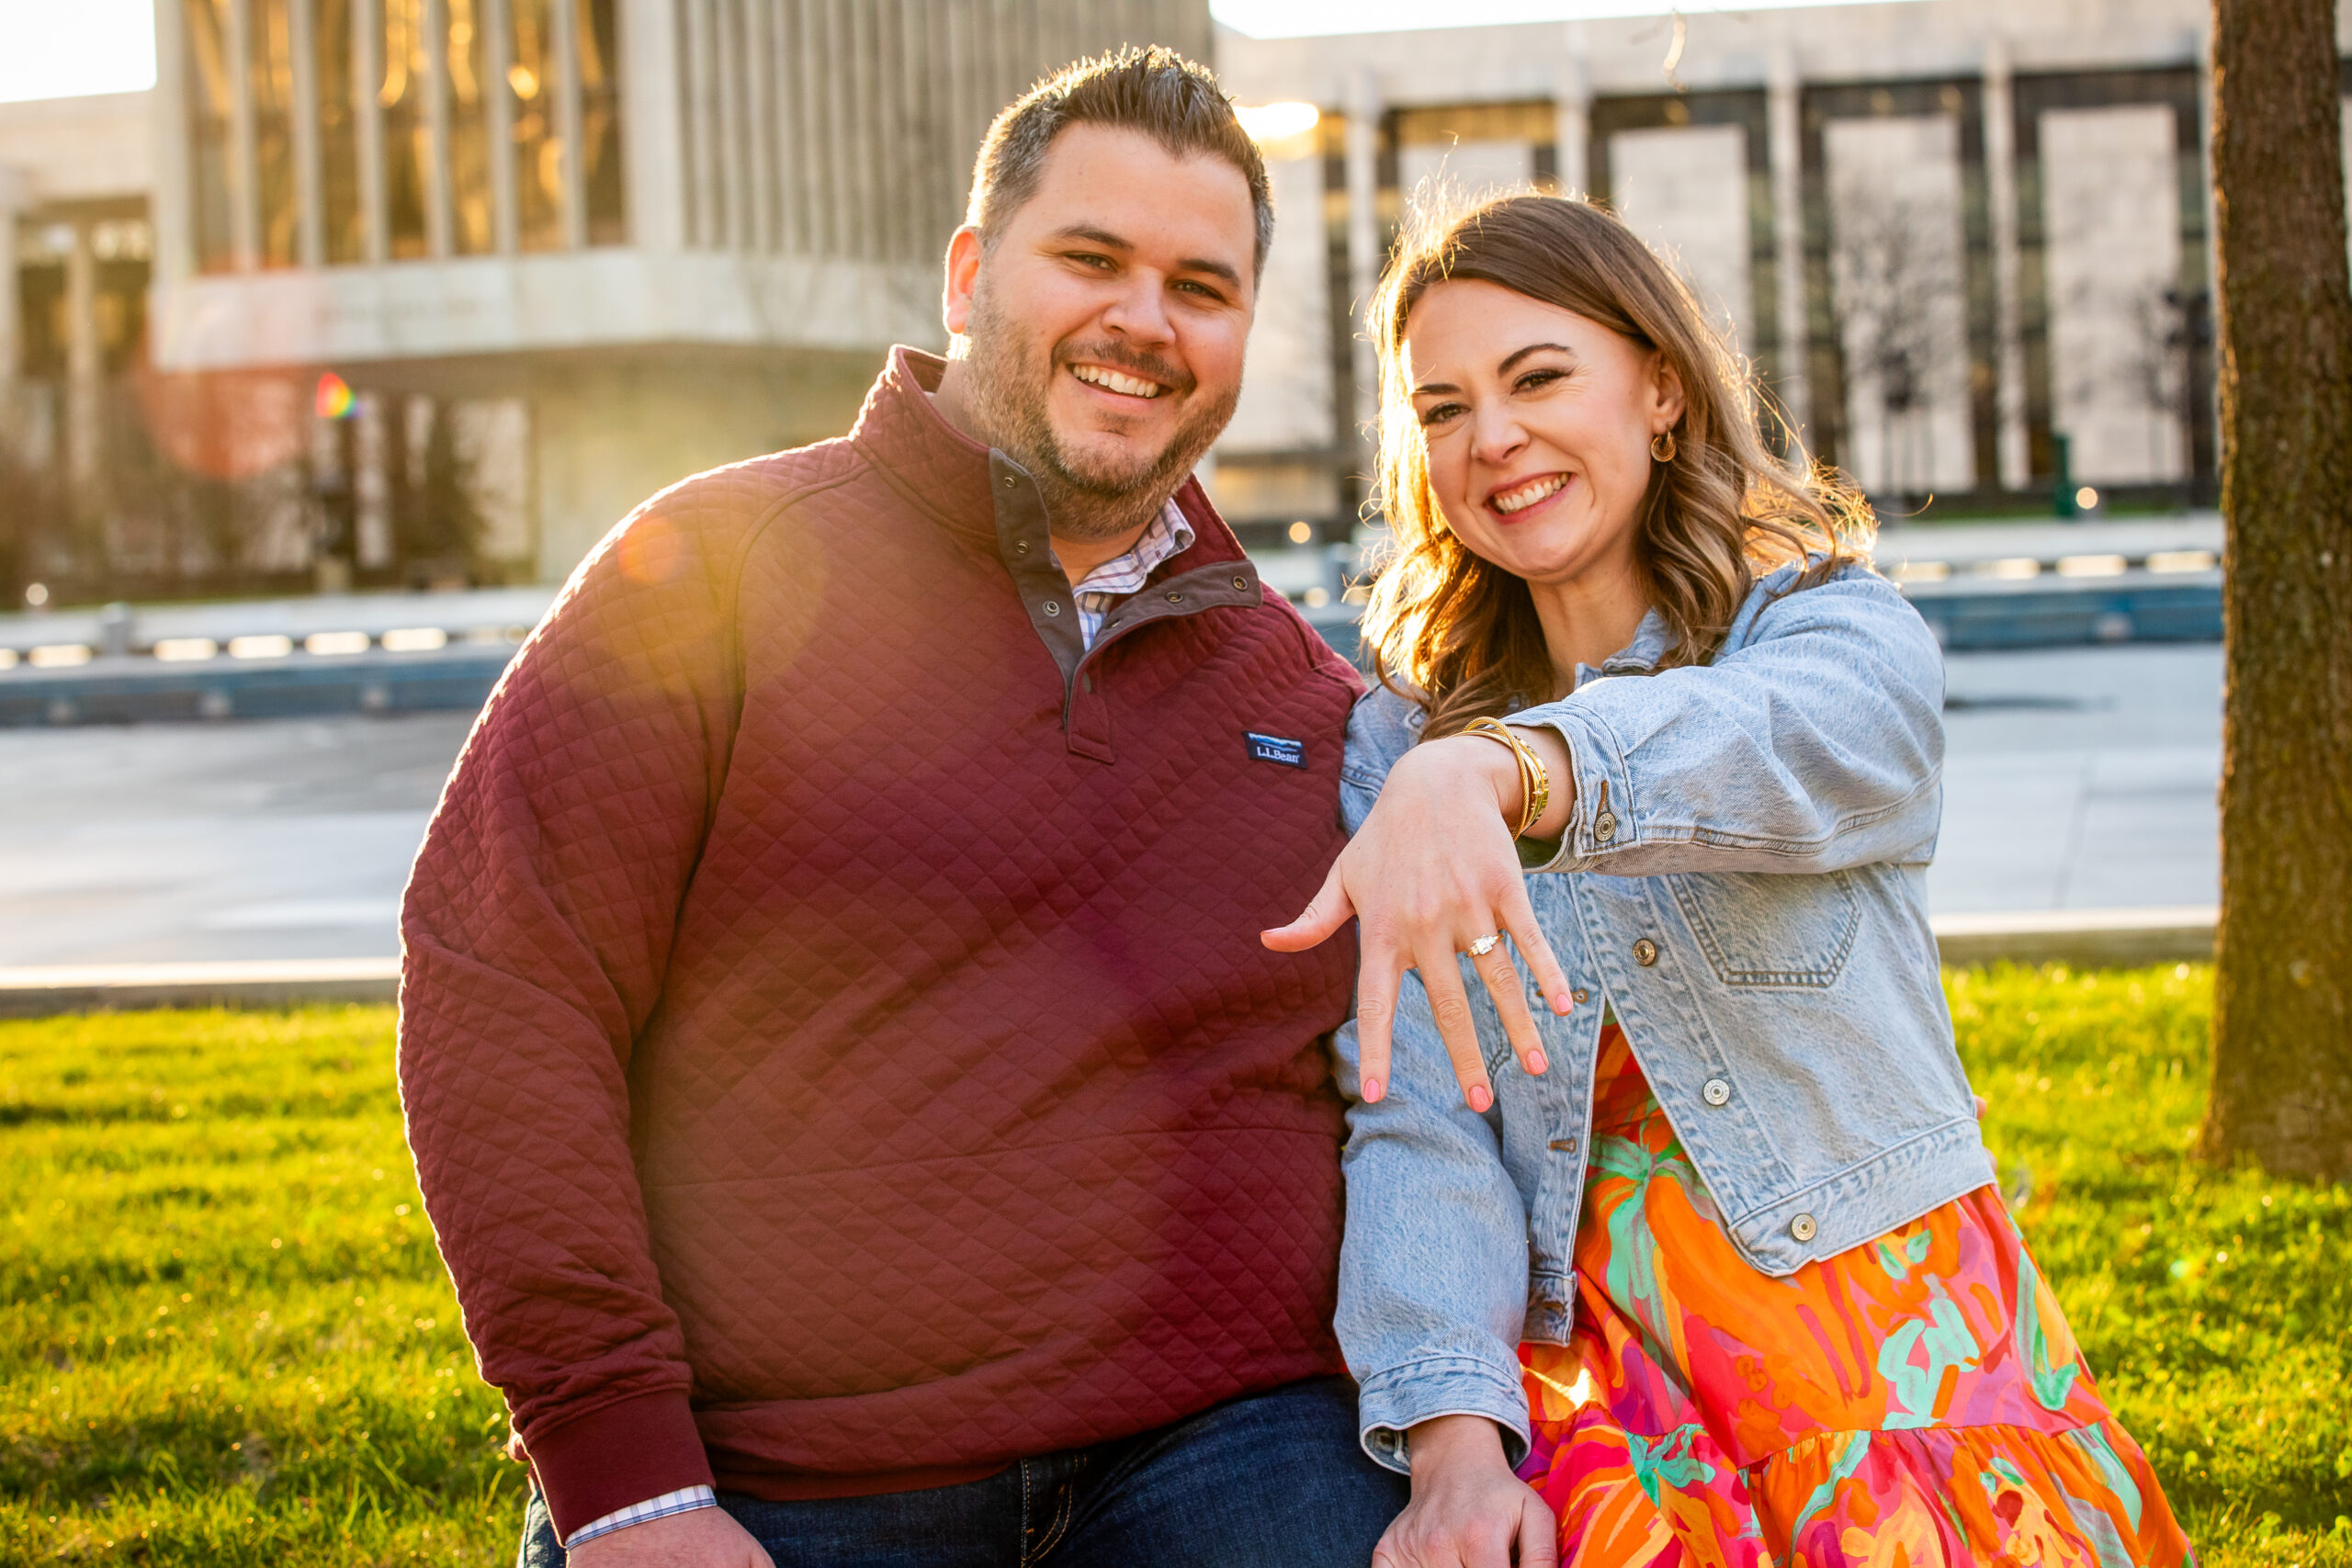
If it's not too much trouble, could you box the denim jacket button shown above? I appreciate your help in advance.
[1702,1077,1731,1107]
[1632,938,1658,966]
[1791,1213,1818,1242]
[1594,810,1617,842]
[1547,1136,1579,1154]
[1571,987,1590,1005]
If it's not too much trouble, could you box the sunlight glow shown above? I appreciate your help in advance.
[0,0,156,105]
[1235,101,1321,144]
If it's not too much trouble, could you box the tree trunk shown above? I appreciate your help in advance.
[2203,0,2352,1181]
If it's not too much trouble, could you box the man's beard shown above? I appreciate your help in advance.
[956,291,1238,542]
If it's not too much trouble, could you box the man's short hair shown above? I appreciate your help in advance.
[965,47,1273,281]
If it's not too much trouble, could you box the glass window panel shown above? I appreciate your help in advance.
[17,260,68,378]
[508,0,563,251]
[381,0,430,258]
[251,0,299,266]
[447,0,494,253]
[184,0,237,272]
[317,0,365,264]
[580,0,627,244]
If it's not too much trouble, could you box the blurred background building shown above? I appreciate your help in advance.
[1,0,1210,600]
[2,0,2348,605]
[1213,0,2352,557]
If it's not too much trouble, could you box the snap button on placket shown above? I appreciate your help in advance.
[1702,1077,1731,1107]
[1547,1136,1579,1155]
[1791,1213,1818,1243]
[1042,600,1061,617]
[1571,987,1590,1005]
[1632,938,1658,967]
[1594,810,1618,842]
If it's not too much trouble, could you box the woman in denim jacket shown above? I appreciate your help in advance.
[1265,196,2191,1565]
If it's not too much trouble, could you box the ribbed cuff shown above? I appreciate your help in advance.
[526,1389,713,1545]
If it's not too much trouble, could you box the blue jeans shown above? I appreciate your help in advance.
[518,1376,1405,1567]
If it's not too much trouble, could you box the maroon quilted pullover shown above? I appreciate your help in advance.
[397,347,1363,1539]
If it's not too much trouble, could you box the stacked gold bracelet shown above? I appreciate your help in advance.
[1461,716,1551,840]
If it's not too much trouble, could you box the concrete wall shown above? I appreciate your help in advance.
[0,92,153,205]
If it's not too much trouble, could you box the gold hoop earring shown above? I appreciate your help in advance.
[1650,430,1678,463]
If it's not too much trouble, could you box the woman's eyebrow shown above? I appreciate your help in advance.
[1497,342,1577,376]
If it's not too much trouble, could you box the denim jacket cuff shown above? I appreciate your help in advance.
[1510,705,1635,874]
[1356,1355,1532,1476]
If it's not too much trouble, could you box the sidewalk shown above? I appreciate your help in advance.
[0,906,2218,1019]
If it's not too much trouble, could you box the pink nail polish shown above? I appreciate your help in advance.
[1362,1077,1384,1104]
[1526,1050,1548,1075]
[1467,1084,1492,1112]
[1554,992,1574,1013]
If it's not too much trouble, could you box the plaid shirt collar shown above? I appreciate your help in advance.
[1067,499,1195,649]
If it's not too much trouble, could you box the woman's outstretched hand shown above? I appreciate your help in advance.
[1372,1416,1558,1568]
[1262,729,1577,1111]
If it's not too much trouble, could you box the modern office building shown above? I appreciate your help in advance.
[1210,0,2352,542]
[6,0,1212,593]
[3,0,2348,597]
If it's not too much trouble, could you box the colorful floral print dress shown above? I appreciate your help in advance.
[1512,1021,2196,1565]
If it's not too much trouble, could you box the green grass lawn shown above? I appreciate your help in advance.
[2,966,2346,1565]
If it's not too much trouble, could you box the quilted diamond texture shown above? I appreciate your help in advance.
[398,349,1364,1508]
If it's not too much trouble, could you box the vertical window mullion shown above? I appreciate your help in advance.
[355,0,386,262]
[482,0,515,252]
[289,0,325,265]
[229,0,261,268]
[424,0,454,257]
[551,0,586,249]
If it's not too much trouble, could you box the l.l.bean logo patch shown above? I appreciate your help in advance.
[1246,731,1306,769]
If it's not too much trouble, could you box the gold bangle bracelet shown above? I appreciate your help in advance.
[1461,717,1550,839]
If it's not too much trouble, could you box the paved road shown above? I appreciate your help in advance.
[0,644,2219,966]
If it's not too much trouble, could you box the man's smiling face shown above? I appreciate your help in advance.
[944,123,1258,540]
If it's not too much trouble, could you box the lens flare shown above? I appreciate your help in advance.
[316,371,356,421]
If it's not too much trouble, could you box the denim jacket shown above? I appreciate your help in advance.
[1331,562,1993,1475]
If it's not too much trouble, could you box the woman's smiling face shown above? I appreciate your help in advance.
[1402,277,1683,588]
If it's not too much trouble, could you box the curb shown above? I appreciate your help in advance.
[1929,907,2216,969]
[0,911,2219,1020]
[0,959,401,1020]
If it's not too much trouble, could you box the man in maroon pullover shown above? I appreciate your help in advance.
[398,50,1406,1568]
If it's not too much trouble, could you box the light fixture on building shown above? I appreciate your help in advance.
[153,637,220,662]
[23,583,49,608]
[382,626,450,652]
[2075,486,2099,511]
[1235,102,1319,148]
[1287,521,1314,545]
[229,635,295,660]
[305,631,373,656]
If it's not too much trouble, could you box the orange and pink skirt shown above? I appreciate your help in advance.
[1515,1023,2195,1565]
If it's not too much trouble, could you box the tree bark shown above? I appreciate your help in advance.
[2203,0,2352,1181]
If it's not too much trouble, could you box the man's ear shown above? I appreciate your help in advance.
[943,226,983,337]
[1651,350,1688,432]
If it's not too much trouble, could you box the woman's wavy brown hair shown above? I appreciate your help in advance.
[1363,194,1876,737]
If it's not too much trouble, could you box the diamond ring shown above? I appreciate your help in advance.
[1466,931,1504,957]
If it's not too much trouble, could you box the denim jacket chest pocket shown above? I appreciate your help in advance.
[1666,869,1862,988]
